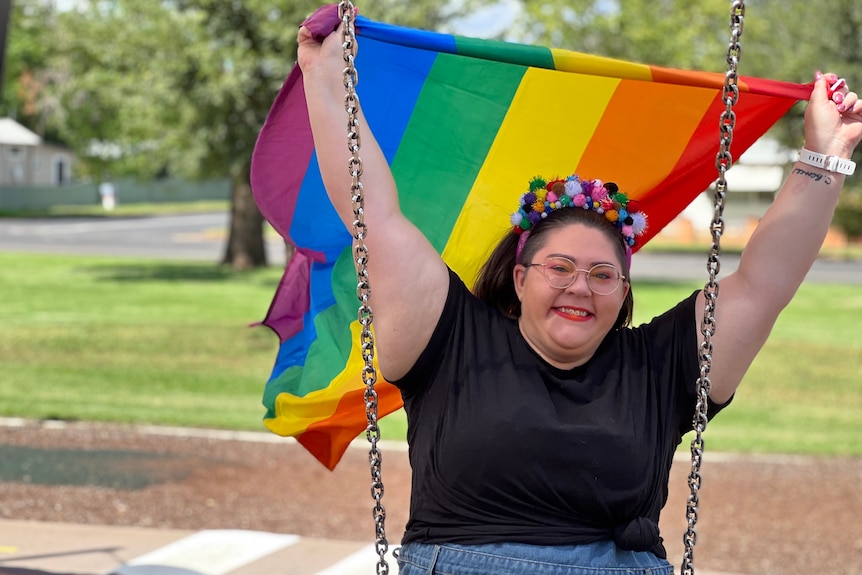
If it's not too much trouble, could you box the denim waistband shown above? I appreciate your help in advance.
[396,541,674,575]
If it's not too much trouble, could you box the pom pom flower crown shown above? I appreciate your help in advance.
[511,174,648,252]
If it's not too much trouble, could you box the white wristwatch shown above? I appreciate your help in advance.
[798,148,856,176]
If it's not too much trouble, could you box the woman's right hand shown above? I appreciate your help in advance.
[297,5,349,79]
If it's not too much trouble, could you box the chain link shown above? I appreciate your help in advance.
[338,2,389,573]
[681,2,744,574]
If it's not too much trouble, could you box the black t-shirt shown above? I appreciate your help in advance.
[393,268,729,557]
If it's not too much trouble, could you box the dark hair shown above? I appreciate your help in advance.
[473,207,634,328]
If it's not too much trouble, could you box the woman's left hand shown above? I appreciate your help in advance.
[804,72,862,159]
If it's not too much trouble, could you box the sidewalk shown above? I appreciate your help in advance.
[0,519,743,575]
[0,519,387,575]
[2,419,857,575]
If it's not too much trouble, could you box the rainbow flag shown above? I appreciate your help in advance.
[250,14,811,470]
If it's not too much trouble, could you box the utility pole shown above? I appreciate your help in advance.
[0,0,10,107]
[0,0,11,106]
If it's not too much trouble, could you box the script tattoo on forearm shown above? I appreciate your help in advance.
[792,168,833,185]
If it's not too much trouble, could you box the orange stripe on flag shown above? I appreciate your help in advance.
[576,79,717,202]
[297,380,403,470]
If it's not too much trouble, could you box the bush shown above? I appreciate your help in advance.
[833,187,862,240]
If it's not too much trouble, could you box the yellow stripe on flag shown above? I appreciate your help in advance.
[443,67,619,285]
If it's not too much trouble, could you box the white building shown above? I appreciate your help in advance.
[665,136,796,243]
[0,118,74,187]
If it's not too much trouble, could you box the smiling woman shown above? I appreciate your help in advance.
[244,1,862,573]
[282,3,862,573]
[513,222,633,369]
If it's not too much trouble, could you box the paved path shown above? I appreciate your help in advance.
[1,213,861,284]
[0,519,387,575]
[4,419,860,575]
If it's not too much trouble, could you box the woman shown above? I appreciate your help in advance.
[297,13,862,575]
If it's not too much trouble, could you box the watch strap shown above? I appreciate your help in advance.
[798,148,856,176]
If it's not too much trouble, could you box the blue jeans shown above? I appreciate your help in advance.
[395,541,674,575]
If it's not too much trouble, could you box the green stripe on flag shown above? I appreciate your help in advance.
[454,36,556,70]
[392,53,528,252]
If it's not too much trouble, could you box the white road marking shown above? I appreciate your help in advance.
[127,529,299,575]
[312,544,399,575]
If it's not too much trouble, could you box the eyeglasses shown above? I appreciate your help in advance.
[523,256,625,295]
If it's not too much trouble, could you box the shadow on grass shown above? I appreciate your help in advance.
[85,263,235,283]
[0,444,199,490]
[81,263,282,284]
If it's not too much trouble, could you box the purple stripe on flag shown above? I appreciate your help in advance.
[251,66,314,244]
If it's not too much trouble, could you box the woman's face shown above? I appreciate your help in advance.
[513,224,629,369]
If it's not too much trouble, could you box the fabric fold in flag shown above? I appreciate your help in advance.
[250,13,811,470]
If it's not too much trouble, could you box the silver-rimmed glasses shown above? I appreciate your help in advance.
[523,256,626,295]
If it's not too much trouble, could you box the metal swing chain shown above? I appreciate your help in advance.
[338,2,390,573]
[681,2,745,574]
[338,1,745,572]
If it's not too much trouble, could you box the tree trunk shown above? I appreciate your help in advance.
[0,0,10,107]
[222,161,267,269]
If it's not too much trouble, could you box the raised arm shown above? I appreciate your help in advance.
[701,72,862,403]
[298,22,449,380]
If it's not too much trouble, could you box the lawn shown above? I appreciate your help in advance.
[0,252,281,430]
[1,252,859,457]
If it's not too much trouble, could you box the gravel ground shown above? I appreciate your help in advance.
[0,419,859,575]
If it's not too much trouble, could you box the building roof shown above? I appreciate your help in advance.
[0,118,42,146]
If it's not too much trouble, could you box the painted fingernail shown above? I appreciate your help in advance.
[833,91,845,104]
[815,70,823,80]
[837,103,847,112]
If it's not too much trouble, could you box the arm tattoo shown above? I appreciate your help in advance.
[792,167,833,185]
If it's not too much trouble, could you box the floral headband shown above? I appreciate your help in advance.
[511,174,648,263]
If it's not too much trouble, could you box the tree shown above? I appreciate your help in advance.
[743,0,862,156]
[0,0,55,130]
[0,0,10,106]
[20,0,478,269]
[512,0,729,70]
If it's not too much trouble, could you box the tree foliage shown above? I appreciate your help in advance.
[513,0,729,70]
[1,0,55,133]
[743,0,862,152]
[4,0,473,268]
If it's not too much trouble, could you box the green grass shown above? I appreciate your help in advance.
[1,252,860,457]
[640,237,862,261]
[0,252,282,430]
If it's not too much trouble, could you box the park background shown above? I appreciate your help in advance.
[0,2,861,575]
